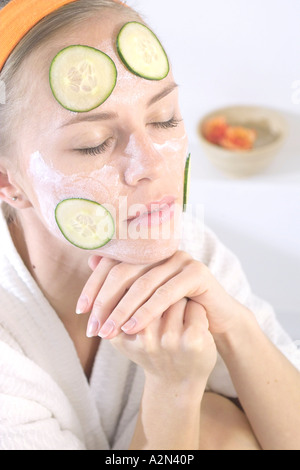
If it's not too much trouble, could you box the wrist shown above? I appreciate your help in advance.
[144,374,206,406]
[213,304,259,356]
[131,376,203,451]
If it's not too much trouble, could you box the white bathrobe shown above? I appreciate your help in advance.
[0,206,299,450]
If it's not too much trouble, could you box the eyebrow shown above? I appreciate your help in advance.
[147,82,178,107]
[59,111,118,128]
[59,82,179,128]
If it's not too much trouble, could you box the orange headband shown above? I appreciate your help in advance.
[0,0,129,72]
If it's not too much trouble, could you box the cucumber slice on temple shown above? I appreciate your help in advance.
[55,199,115,250]
[49,45,117,112]
[183,153,191,211]
[117,22,169,80]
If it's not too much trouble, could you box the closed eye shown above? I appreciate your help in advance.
[76,138,113,156]
[151,117,182,129]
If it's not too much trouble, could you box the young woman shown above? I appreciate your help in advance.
[0,0,299,450]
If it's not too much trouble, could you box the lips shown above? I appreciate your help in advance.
[126,196,176,221]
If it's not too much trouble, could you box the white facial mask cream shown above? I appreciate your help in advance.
[153,133,188,155]
[28,151,119,237]
[27,128,187,263]
[153,133,189,195]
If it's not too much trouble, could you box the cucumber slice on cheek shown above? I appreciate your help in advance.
[49,46,117,112]
[50,26,170,249]
[55,199,115,250]
[117,22,169,80]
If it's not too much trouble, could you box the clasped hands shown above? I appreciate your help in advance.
[75,250,244,382]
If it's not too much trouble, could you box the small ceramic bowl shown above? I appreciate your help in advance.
[198,105,288,177]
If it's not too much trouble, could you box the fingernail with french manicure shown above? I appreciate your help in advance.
[76,295,89,314]
[86,315,100,338]
[121,318,137,333]
[98,320,115,338]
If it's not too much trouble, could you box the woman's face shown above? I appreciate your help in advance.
[15,11,188,264]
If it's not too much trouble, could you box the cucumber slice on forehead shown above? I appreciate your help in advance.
[117,22,169,80]
[55,198,115,250]
[183,153,191,211]
[49,45,117,112]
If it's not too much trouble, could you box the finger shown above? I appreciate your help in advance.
[88,255,103,271]
[120,269,195,335]
[76,257,119,314]
[160,298,188,349]
[90,262,151,337]
[182,300,214,351]
[99,261,184,339]
[109,331,140,360]
[110,314,162,359]
[161,298,188,331]
[183,300,209,331]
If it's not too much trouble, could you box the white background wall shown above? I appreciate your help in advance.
[128,0,300,138]
[128,0,300,340]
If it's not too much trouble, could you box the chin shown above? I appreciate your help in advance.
[98,237,181,265]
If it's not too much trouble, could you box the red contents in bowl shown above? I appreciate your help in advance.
[203,116,257,150]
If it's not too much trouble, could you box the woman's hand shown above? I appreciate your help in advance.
[77,250,244,339]
[113,298,217,451]
[110,298,217,388]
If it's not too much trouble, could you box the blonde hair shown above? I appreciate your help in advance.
[0,0,142,220]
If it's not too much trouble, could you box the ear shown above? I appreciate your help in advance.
[0,164,32,209]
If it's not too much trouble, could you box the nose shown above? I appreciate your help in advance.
[123,133,164,186]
